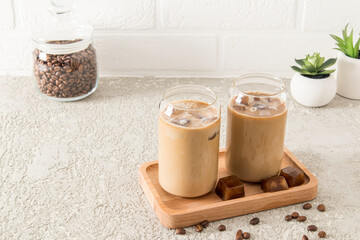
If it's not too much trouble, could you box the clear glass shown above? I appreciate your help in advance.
[158,85,221,197]
[32,0,98,101]
[225,73,288,182]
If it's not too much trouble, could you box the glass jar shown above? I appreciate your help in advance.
[32,0,98,101]
[225,74,288,182]
[158,85,221,197]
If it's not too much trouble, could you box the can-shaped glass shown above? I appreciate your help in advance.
[158,85,221,197]
[225,74,288,182]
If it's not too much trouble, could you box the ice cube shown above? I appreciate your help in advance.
[233,104,246,111]
[253,103,268,110]
[259,110,271,116]
[164,105,175,117]
[172,118,190,126]
[269,106,277,111]
[191,112,205,119]
[201,116,218,124]
[269,98,282,107]
[236,95,250,106]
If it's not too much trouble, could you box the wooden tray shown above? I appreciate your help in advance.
[139,147,318,228]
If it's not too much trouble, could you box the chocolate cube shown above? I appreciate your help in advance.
[215,175,245,201]
[261,175,289,192]
[280,167,305,187]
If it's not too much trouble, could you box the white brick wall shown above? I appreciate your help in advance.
[0,0,358,77]
[17,0,155,30]
[0,0,14,30]
[161,0,296,29]
[302,0,360,32]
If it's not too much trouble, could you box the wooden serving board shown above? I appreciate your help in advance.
[139,147,318,229]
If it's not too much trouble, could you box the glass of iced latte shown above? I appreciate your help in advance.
[158,85,221,197]
[225,74,288,182]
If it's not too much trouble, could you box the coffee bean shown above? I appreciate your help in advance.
[195,224,203,232]
[33,39,97,99]
[218,224,226,231]
[250,217,260,225]
[297,216,307,222]
[318,231,327,238]
[303,203,312,209]
[285,215,292,221]
[242,232,250,239]
[318,204,326,212]
[291,212,299,219]
[175,228,186,235]
[236,230,243,240]
[302,235,309,240]
[200,220,209,228]
[307,225,318,231]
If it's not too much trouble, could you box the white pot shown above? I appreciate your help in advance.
[290,72,337,107]
[336,52,360,99]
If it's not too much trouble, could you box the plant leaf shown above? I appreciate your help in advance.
[354,37,360,58]
[302,64,316,73]
[335,41,346,50]
[317,58,337,71]
[318,69,336,75]
[330,34,345,45]
[317,55,325,68]
[295,58,306,67]
[343,24,349,40]
[349,29,354,57]
[291,66,312,75]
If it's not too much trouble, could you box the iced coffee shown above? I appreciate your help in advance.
[158,85,220,197]
[225,74,287,182]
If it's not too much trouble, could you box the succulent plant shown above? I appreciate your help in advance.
[330,24,360,59]
[291,53,336,76]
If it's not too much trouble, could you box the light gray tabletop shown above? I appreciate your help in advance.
[1,76,359,239]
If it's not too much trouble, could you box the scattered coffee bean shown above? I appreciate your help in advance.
[318,204,326,212]
[318,231,327,238]
[291,212,300,219]
[297,216,307,222]
[242,232,251,239]
[285,215,292,221]
[175,228,186,235]
[195,224,203,232]
[218,224,226,231]
[302,235,309,240]
[307,225,318,231]
[33,40,97,99]
[200,220,209,228]
[303,203,312,209]
[236,230,243,240]
[250,217,260,225]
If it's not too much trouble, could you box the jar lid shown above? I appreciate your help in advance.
[32,0,93,54]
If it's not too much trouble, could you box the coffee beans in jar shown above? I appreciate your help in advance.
[33,39,98,100]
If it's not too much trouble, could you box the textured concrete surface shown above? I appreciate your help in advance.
[1,76,359,239]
